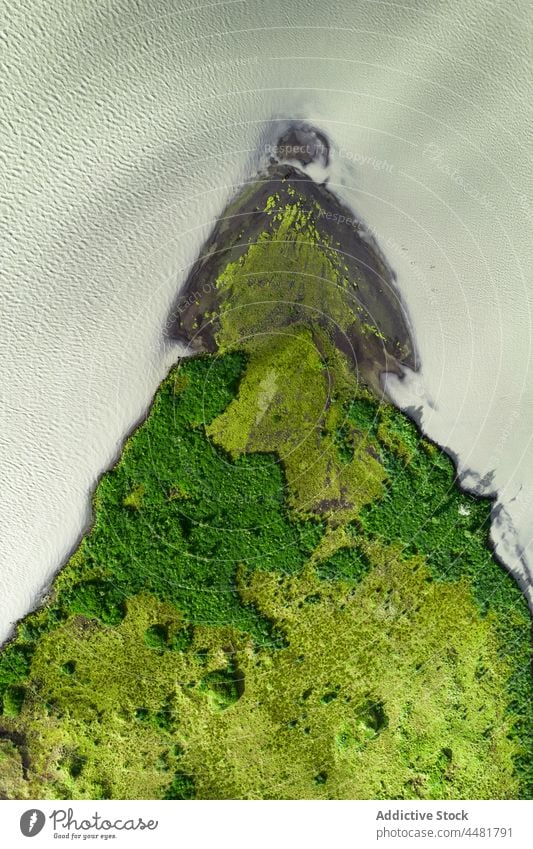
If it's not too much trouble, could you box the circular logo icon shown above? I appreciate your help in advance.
[20,809,46,837]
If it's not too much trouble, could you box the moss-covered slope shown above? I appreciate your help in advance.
[169,164,416,394]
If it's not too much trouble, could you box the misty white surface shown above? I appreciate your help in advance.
[1,0,532,641]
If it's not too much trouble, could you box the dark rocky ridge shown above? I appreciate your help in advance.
[168,157,417,395]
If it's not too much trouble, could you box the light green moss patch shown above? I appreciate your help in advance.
[214,202,354,352]
[3,548,520,800]
[207,330,384,521]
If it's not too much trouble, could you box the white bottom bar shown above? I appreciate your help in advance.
[1,799,531,848]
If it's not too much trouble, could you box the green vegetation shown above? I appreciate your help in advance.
[0,188,531,800]
[207,329,384,522]
[213,200,356,350]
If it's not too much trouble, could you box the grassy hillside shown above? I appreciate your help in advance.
[0,187,531,800]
